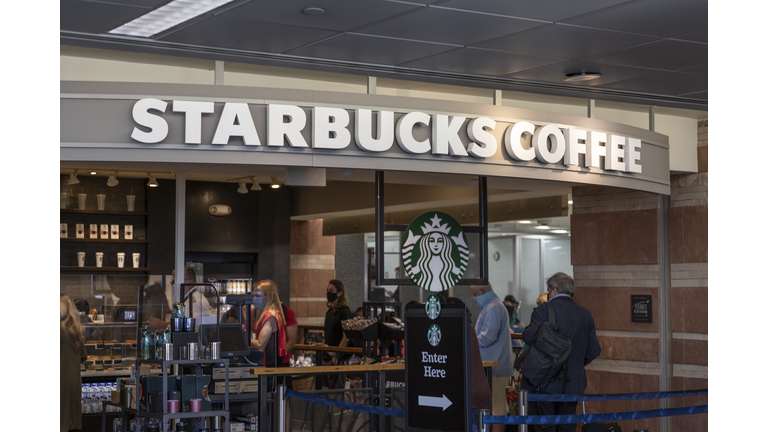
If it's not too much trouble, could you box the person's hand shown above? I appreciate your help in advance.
[312,343,327,347]
[148,316,166,329]
[332,357,338,365]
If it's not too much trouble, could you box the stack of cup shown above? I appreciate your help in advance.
[126,195,136,212]
[117,253,125,268]
[132,253,141,268]
[77,252,86,267]
[97,194,106,210]
[96,252,104,268]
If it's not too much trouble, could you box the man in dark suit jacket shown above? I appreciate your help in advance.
[521,272,601,432]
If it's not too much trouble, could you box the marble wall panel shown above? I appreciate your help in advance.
[575,287,659,332]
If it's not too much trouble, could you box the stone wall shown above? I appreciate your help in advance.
[570,119,708,432]
[290,220,336,325]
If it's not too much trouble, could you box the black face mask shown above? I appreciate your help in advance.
[327,291,339,303]
[505,305,516,314]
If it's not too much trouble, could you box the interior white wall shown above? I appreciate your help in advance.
[60,55,214,84]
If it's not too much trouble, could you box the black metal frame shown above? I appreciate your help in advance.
[374,171,489,287]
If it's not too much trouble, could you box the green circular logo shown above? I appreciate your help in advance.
[425,294,441,320]
[402,212,468,292]
[427,324,442,347]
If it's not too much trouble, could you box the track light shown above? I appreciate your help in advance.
[67,171,80,185]
[237,181,248,194]
[251,177,261,191]
[270,177,280,189]
[107,172,119,187]
[147,173,159,187]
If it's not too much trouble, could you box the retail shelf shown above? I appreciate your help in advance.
[60,266,153,272]
[61,209,148,216]
[60,238,149,243]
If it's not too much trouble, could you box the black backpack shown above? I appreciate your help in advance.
[514,302,572,390]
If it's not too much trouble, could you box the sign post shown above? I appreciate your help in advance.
[405,301,471,432]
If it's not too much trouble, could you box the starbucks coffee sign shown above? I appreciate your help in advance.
[402,212,468,292]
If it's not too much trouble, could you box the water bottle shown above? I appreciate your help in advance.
[82,383,93,413]
[93,384,103,413]
[81,384,88,413]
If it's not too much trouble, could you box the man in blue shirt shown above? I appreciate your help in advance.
[471,283,514,432]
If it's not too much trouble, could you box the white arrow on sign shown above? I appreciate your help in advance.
[418,394,453,411]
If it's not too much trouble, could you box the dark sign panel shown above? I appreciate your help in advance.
[405,303,471,432]
[631,295,653,323]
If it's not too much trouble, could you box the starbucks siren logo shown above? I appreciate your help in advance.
[425,294,441,320]
[402,212,468,292]
[427,324,442,347]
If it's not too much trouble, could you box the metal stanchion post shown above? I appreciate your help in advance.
[278,384,286,432]
[517,389,528,432]
[477,409,490,432]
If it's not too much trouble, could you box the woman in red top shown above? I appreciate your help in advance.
[250,279,287,367]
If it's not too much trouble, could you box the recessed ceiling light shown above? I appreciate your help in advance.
[109,0,237,37]
[552,230,568,234]
[518,220,532,224]
[564,72,601,82]
[534,225,551,230]
[90,171,97,175]
[302,7,326,15]
[568,200,573,205]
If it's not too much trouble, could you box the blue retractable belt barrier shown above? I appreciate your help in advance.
[285,389,405,418]
[485,405,708,425]
[527,389,708,402]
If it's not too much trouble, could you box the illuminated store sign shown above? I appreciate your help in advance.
[131,98,642,173]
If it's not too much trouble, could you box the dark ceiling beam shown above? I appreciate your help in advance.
[60,31,708,112]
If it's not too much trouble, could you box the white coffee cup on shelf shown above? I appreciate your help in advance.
[97,194,106,211]
[95,252,104,268]
[117,252,125,268]
[77,193,87,210]
[77,252,86,267]
[126,195,136,212]
[132,253,140,268]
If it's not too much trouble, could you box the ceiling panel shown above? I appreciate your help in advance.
[60,0,151,33]
[217,0,422,32]
[598,71,708,97]
[355,7,545,46]
[677,64,707,75]
[473,24,662,59]
[674,29,707,43]
[399,47,564,77]
[285,34,458,66]
[564,0,708,38]
[86,0,175,8]
[435,0,635,22]
[578,39,707,71]
[501,60,665,87]
[160,17,339,54]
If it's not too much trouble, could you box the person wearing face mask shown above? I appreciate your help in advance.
[504,295,524,349]
[470,283,514,432]
[249,279,288,367]
[315,279,354,389]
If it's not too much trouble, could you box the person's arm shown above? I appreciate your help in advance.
[251,316,276,350]
[522,305,546,345]
[148,316,170,330]
[584,315,601,365]
[476,306,503,348]
[285,324,298,353]
[80,343,88,364]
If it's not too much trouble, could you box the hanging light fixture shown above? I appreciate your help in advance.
[270,177,280,189]
[67,171,80,185]
[107,172,119,187]
[251,177,262,191]
[147,173,159,187]
[237,181,248,194]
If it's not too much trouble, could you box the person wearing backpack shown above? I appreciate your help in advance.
[521,272,601,432]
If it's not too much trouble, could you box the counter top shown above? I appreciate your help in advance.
[249,360,498,376]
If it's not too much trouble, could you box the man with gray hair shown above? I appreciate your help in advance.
[471,282,513,432]
[522,272,601,432]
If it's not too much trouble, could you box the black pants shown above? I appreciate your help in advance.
[530,401,578,432]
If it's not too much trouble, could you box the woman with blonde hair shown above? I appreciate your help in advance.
[61,294,87,432]
[250,279,287,367]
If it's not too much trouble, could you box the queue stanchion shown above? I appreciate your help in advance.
[477,409,490,432]
[278,384,287,432]
[517,389,528,432]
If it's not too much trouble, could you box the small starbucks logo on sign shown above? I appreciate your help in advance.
[427,324,442,347]
[402,212,468,292]
[425,295,441,320]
